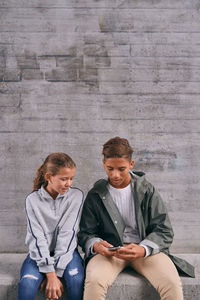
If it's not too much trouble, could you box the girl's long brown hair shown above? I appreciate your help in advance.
[33,152,76,191]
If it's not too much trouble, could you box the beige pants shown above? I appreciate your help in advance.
[84,252,183,300]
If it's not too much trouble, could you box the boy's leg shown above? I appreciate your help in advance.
[84,254,127,300]
[130,252,183,300]
[63,249,84,300]
[18,255,44,300]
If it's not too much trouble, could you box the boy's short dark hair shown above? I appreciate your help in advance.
[102,137,133,161]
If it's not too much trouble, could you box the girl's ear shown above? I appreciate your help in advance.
[44,173,51,182]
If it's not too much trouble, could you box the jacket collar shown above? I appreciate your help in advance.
[39,186,65,201]
[93,179,125,243]
[92,171,147,241]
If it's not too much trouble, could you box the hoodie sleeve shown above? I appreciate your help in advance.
[25,195,55,273]
[54,188,84,277]
[140,184,174,255]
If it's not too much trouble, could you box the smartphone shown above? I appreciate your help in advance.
[107,246,121,251]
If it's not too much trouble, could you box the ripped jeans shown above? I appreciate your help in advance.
[18,249,84,300]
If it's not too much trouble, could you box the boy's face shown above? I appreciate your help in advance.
[103,157,134,189]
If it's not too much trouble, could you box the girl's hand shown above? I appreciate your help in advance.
[93,240,116,257]
[45,272,64,300]
[114,243,145,260]
[40,279,46,291]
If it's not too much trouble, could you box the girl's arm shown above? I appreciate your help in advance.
[25,195,55,273]
[54,188,84,277]
[26,194,64,299]
[41,272,64,300]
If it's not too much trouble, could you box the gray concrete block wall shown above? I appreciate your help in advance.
[0,0,200,253]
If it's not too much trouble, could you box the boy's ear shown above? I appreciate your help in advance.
[102,158,107,170]
[130,160,134,169]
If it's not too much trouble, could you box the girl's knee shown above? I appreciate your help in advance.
[18,275,40,299]
[19,274,39,286]
[73,272,84,287]
[66,267,84,287]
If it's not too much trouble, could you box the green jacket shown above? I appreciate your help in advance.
[78,172,195,278]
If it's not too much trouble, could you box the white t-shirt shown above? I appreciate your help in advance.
[107,182,151,257]
[108,183,141,244]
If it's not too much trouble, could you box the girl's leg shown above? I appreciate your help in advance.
[63,249,84,300]
[18,255,44,300]
[130,252,183,300]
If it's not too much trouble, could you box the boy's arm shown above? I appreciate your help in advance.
[78,192,103,256]
[140,185,174,255]
[78,195,115,257]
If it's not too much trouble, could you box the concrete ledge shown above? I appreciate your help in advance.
[0,253,199,300]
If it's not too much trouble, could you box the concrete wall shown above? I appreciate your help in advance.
[0,0,199,253]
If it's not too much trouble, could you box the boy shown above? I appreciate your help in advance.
[78,137,195,300]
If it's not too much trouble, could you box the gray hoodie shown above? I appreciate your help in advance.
[25,186,84,277]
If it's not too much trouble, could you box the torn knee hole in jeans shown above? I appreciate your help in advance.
[22,274,38,280]
[69,268,78,276]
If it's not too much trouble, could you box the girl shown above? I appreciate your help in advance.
[18,152,84,300]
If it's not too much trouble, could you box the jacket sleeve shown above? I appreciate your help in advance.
[78,192,102,257]
[25,196,55,273]
[140,184,174,255]
[54,190,84,277]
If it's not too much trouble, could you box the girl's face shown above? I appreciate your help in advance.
[103,157,134,189]
[45,167,76,199]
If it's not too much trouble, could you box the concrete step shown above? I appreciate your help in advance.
[0,253,199,300]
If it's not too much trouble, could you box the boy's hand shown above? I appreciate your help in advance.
[45,272,64,300]
[114,243,145,260]
[93,240,116,257]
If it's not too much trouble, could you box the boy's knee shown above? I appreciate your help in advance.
[86,271,109,289]
[158,275,183,299]
[162,273,182,288]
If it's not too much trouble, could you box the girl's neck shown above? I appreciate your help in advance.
[45,186,58,200]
